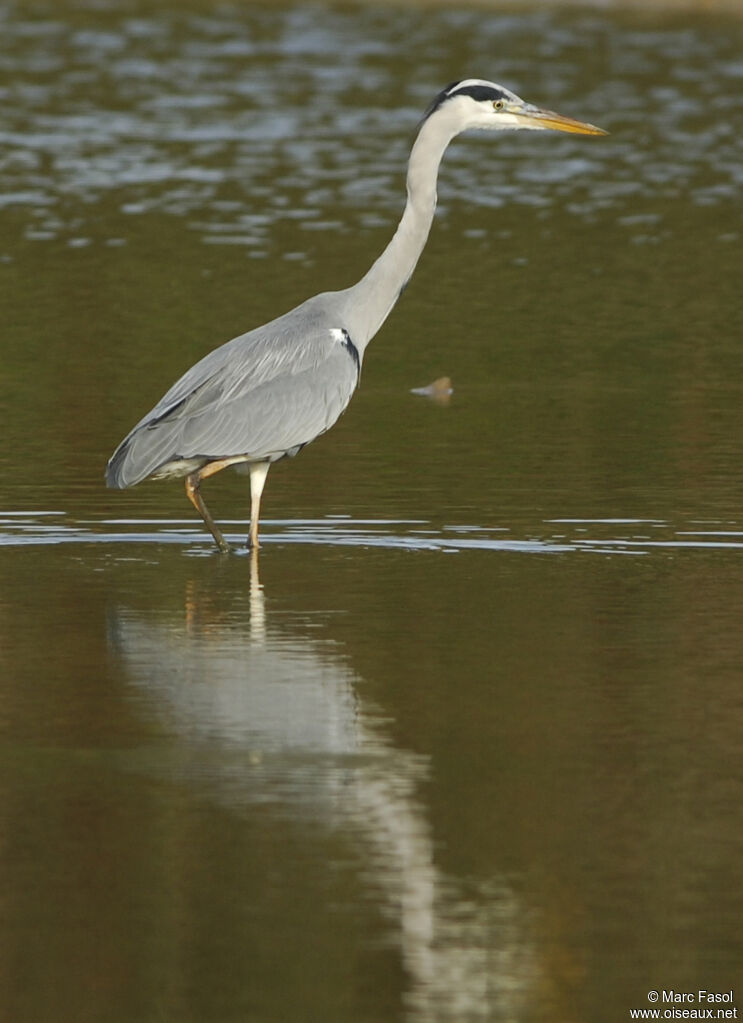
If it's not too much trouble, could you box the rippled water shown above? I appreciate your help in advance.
[2,2,742,240]
[4,510,743,556]
[2,1,743,1021]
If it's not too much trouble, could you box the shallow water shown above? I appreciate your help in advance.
[2,1,743,1020]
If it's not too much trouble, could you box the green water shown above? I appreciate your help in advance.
[1,1,743,1020]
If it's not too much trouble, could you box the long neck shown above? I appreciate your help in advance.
[338,112,458,351]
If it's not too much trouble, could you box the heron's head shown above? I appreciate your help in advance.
[425,79,607,136]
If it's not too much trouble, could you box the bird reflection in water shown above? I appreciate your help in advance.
[110,556,538,1018]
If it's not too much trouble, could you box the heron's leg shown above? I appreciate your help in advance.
[185,461,236,554]
[247,461,271,550]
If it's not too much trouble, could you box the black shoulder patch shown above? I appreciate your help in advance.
[340,329,361,378]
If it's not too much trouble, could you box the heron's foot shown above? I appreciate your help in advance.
[245,520,260,551]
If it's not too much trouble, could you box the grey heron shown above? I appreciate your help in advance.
[106,79,606,553]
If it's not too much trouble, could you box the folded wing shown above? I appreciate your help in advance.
[106,302,360,489]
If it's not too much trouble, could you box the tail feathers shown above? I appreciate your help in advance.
[106,435,141,489]
[105,422,181,489]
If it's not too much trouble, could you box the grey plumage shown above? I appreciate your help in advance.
[106,79,605,553]
[106,294,359,488]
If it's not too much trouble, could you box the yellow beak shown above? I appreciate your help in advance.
[515,106,608,136]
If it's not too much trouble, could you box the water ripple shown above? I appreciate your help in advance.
[2,513,742,557]
[1,4,741,244]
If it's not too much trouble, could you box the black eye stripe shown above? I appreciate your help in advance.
[423,82,509,121]
[451,85,508,104]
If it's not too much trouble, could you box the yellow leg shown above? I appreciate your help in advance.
[185,459,240,554]
[248,462,270,550]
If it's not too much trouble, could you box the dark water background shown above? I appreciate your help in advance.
[1,1,743,1020]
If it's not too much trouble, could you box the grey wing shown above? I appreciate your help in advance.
[106,314,360,488]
